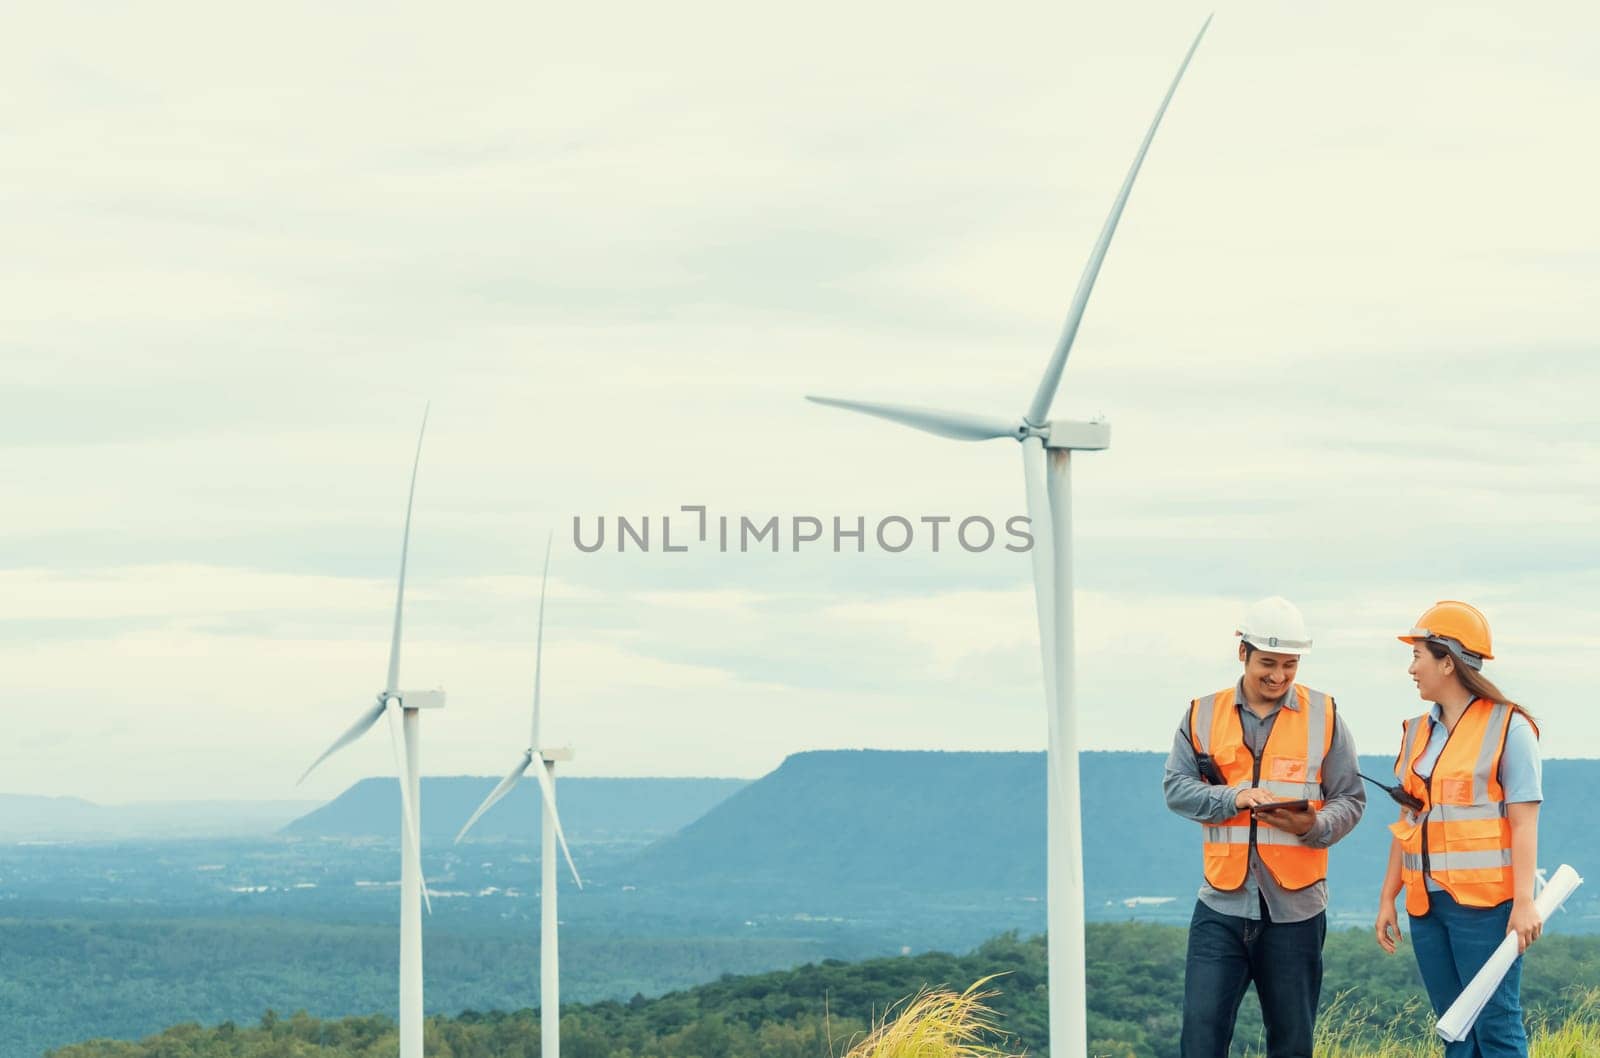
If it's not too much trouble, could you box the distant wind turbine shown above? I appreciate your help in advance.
[1535,867,1563,911]
[298,408,445,1058]
[806,19,1212,1058]
[455,538,583,1058]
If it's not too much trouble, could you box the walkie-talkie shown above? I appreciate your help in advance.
[1195,751,1228,786]
[1188,711,1229,785]
[1360,772,1424,813]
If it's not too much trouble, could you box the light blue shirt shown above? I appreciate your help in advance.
[1411,701,1541,890]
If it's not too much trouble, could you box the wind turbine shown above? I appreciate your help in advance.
[455,539,583,1058]
[806,20,1211,1058]
[1535,867,1563,912]
[298,408,445,1058]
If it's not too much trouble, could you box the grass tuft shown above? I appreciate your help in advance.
[840,975,1025,1058]
[1242,986,1600,1058]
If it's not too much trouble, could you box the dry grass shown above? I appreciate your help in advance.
[838,975,1024,1058]
[848,983,1600,1058]
[1522,988,1600,1058]
[1246,987,1600,1058]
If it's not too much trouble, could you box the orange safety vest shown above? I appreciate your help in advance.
[1187,684,1335,891]
[1390,699,1532,916]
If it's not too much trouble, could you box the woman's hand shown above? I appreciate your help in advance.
[1375,901,1401,954]
[1508,898,1543,953]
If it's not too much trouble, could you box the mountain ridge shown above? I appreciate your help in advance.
[0,795,321,840]
[282,776,749,842]
[619,749,1597,915]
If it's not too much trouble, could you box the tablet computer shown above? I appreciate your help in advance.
[1252,799,1309,813]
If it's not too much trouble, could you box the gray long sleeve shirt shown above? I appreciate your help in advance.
[1162,679,1366,923]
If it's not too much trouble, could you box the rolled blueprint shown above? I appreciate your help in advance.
[1436,863,1584,1042]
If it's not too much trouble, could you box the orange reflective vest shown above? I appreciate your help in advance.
[1390,699,1532,916]
[1187,684,1335,891]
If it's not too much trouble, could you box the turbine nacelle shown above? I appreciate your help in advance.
[386,688,447,711]
[1044,420,1111,451]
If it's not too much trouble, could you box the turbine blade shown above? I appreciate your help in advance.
[455,750,534,844]
[806,396,1019,442]
[386,405,430,697]
[385,701,431,915]
[1024,15,1213,426]
[530,533,552,748]
[531,759,583,890]
[297,700,386,785]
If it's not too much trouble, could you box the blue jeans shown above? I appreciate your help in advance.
[1410,889,1527,1058]
[1181,898,1325,1058]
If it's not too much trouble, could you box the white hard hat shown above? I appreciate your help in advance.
[1237,596,1312,655]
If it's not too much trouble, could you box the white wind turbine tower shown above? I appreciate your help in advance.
[455,540,583,1058]
[298,409,444,1058]
[807,20,1211,1058]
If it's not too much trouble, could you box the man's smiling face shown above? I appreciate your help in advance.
[1240,643,1299,702]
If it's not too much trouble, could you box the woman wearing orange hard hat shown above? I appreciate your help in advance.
[1374,601,1542,1058]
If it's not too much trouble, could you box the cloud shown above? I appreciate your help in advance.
[3,0,1597,797]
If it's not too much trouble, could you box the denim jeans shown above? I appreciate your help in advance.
[1409,889,1527,1058]
[1181,898,1326,1058]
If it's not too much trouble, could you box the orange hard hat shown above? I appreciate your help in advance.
[1398,600,1494,666]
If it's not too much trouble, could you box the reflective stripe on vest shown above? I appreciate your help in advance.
[1401,848,1513,873]
[1189,684,1334,892]
[1390,700,1527,916]
[1433,803,1507,823]
[1206,825,1315,848]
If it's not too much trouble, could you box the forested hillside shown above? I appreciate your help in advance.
[0,916,835,1058]
[41,928,1600,1058]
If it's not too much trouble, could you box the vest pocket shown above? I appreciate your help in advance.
[1267,756,1307,782]
[1437,816,1508,847]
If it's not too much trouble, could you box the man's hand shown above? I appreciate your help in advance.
[1235,787,1276,810]
[1255,802,1318,836]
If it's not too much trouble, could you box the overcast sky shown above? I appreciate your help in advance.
[4,1,1596,803]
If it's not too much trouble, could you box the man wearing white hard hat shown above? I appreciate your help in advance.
[1163,597,1366,1058]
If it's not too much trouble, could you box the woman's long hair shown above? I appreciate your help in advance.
[1425,640,1538,727]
